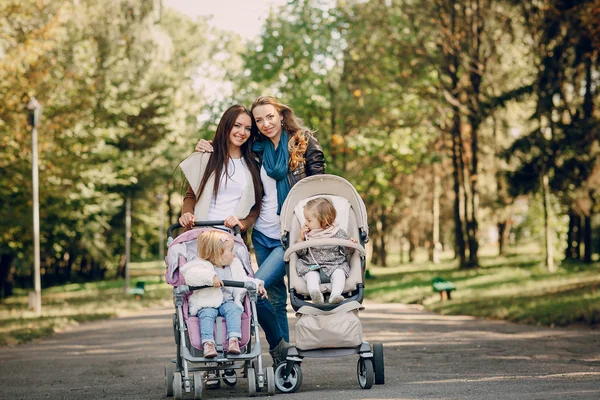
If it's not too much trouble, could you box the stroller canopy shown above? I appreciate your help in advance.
[280,174,369,237]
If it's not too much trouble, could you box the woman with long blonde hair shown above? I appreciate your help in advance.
[195,96,325,365]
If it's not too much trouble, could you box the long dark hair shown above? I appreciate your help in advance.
[197,105,262,212]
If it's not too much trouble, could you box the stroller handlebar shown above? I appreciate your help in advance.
[187,280,255,291]
[167,221,241,238]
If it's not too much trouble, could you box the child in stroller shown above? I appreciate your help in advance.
[164,222,277,399]
[296,197,356,305]
[271,174,385,393]
[181,230,268,358]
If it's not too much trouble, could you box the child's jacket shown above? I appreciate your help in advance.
[181,258,263,315]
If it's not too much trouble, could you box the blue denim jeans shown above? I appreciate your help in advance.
[252,229,289,342]
[198,301,242,344]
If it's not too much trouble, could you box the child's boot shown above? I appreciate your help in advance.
[228,338,241,354]
[309,290,324,304]
[203,341,217,358]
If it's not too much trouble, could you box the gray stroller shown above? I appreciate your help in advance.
[273,174,385,393]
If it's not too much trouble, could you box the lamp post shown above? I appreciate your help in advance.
[26,96,42,315]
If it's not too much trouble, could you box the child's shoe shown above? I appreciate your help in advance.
[203,341,217,358]
[228,338,241,354]
[329,294,345,304]
[309,290,324,304]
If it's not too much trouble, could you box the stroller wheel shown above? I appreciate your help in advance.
[193,372,203,399]
[373,343,385,384]
[223,369,237,387]
[247,367,257,397]
[173,372,183,399]
[165,365,175,397]
[357,358,375,389]
[266,366,276,395]
[274,363,303,393]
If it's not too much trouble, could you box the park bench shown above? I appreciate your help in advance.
[432,277,456,301]
[129,281,146,300]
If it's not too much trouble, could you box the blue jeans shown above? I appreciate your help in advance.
[198,301,242,344]
[252,229,289,342]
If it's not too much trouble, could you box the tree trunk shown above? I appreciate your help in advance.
[464,0,482,269]
[0,253,14,300]
[498,221,507,256]
[431,163,441,264]
[378,213,387,267]
[575,214,582,259]
[399,236,405,264]
[584,212,592,263]
[565,211,576,259]
[371,235,380,265]
[542,173,556,272]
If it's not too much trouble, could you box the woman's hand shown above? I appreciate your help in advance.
[258,285,268,299]
[224,215,245,231]
[195,139,214,153]
[179,212,196,230]
[213,275,223,288]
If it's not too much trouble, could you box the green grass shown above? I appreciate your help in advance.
[0,264,171,346]
[365,246,600,328]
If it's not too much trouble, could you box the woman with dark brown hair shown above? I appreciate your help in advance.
[179,104,262,233]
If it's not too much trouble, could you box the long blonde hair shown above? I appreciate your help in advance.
[251,96,311,171]
[197,230,232,266]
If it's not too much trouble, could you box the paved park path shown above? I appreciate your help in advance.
[1,301,599,400]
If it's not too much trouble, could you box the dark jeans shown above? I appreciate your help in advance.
[252,229,290,342]
[255,296,284,350]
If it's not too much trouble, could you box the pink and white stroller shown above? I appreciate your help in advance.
[163,221,275,399]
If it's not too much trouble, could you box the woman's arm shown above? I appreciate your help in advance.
[305,134,325,176]
[179,185,197,230]
[238,203,260,231]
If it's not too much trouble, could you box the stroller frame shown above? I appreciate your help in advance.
[164,221,275,399]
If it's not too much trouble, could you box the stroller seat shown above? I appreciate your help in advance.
[183,295,252,353]
[286,194,364,298]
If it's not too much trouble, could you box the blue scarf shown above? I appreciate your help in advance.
[252,131,291,215]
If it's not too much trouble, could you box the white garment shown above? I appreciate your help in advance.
[181,258,264,315]
[207,158,247,221]
[178,152,255,221]
[254,165,281,239]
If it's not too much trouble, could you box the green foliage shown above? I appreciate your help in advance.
[0,0,220,291]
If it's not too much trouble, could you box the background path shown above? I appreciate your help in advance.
[1,301,599,399]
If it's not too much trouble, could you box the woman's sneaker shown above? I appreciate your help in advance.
[309,290,324,304]
[203,341,217,358]
[269,339,291,367]
[228,338,241,354]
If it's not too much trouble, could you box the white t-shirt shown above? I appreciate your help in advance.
[254,165,281,239]
[206,158,248,221]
